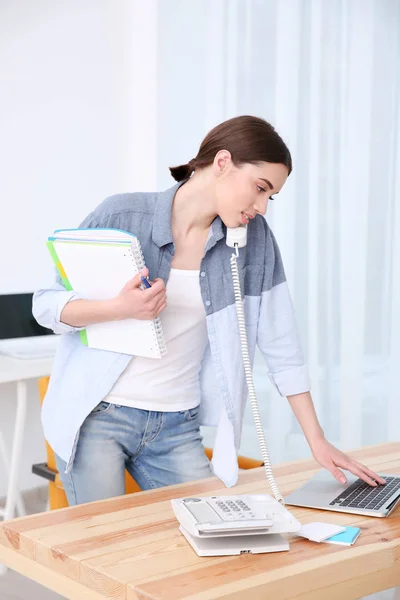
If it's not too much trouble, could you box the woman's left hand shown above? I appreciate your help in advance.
[310,437,387,487]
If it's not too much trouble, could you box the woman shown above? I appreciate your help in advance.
[33,115,385,505]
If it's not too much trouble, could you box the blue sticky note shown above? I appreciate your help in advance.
[325,526,361,546]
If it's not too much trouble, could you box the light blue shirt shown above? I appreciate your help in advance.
[33,182,310,487]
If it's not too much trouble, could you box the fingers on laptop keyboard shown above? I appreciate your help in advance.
[352,462,386,486]
[346,463,377,486]
[358,464,386,486]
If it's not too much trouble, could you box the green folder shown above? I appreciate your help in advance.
[46,240,89,346]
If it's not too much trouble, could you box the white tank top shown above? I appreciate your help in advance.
[106,268,208,411]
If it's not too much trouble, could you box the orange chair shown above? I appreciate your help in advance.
[33,376,263,509]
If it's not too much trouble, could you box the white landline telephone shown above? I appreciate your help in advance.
[171,225,302,556]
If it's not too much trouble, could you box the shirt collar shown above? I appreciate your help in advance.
[206,216,225,252]
[152,181,183,247]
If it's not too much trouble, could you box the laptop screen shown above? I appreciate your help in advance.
[0,293,53,340]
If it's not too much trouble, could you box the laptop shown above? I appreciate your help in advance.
[0,293,58,359]
[284,470,400,518]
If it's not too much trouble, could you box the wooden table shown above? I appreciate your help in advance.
[0,442,399,600]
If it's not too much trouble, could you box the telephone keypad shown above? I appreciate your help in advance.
[211,498,257,521]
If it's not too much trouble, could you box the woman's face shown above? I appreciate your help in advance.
[213,153,289,228]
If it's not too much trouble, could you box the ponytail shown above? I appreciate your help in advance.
[169,158,196,182]
[169,116,292,181]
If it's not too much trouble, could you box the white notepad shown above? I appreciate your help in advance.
[47,228,167,358]
[297,522,346,542]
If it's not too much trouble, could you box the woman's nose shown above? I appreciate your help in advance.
[255,198,268,215]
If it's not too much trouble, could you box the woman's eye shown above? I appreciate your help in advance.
[269,195,276,201]
[257,185,267,193]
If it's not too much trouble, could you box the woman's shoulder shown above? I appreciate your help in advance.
[79,182,180,231]
[94,190,160,221]
[247,214,275,251]
[252,214,281,249]
[246,215,283,272]
[80,190,161,229]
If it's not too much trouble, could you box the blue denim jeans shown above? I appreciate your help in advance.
[55,401,213,506]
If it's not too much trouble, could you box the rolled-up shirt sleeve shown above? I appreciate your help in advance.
[32,211,98,335]
[32,275,86,335]
[257,224,311,397]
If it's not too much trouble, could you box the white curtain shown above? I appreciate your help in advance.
[155,0,400,465]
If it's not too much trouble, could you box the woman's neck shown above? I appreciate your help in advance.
[172,173,217,237]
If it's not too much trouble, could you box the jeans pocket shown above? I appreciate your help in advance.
[91,401,113,415]
[184,406,200,421]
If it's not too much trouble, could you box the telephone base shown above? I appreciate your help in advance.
[179,525,290,557]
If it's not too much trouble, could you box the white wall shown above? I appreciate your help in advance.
[1,0,158,295]
[0,0,157,496]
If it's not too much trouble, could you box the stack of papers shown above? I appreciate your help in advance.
[297,522,361,545]
[298,522,346,542]
[325,526,361,546]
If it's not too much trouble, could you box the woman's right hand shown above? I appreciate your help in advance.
[59,268,167,328]
[112,268,167,320]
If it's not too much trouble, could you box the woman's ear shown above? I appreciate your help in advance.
[213,149,232,175]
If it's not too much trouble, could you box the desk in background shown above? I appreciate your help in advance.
[0,442,399,600]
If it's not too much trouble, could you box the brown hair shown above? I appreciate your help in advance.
[169,115,292,182]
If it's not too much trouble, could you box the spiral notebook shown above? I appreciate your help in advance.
[46,228,167,358]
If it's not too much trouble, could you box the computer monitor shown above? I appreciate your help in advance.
[0,293,53,340]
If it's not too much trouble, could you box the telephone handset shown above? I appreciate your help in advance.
[171,223,301,555]
[226,224,248,249]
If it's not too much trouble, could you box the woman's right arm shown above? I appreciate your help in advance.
[59,298,124,328]
[33,270,167,332]
[32,207,167,333]
[60,271,167,327]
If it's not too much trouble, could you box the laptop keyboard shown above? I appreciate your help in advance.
[330,476,400,511]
